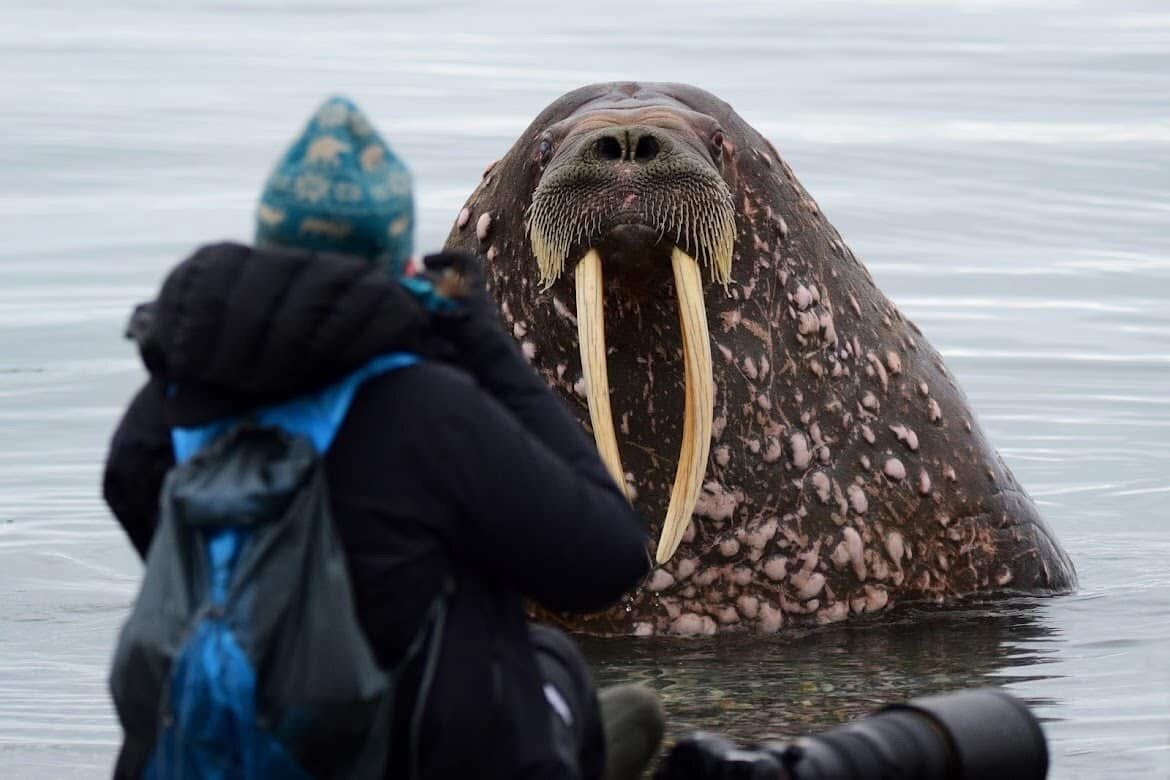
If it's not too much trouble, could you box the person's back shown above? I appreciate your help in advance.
[329,360,651,778]
[104,98,659,779]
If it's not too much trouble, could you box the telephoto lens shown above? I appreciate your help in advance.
[655,688,1048,780]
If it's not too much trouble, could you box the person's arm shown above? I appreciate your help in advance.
[417,366,651,613]
[419,253,650,608]
[423,252,620,492]
[102,378,173,559]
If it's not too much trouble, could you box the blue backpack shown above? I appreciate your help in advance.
[110,352,449,779]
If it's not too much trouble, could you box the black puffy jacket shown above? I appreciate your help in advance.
[103,242,650,779]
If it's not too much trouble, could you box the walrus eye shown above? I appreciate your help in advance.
[537,139,553,168]
[709,131,725,161]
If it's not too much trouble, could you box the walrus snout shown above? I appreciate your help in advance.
[585,126,665,164]
[526,122,735,292]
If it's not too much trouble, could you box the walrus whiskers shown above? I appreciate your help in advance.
[526,173,736,291]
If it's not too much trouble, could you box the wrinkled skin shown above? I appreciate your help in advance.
[444,82,1076,636]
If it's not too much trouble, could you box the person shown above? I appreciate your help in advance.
[103,96,663,779]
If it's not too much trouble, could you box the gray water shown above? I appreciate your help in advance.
[1,0,1167,776]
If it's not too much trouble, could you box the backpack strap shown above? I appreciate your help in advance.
[171,351,420,462]
[384,575,455,780]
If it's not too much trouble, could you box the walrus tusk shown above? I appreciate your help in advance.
[656,247,714,564]
[575,249,629,498]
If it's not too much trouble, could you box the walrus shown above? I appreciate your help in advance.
[443,82,1076,635]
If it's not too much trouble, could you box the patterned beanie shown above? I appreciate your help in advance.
[255,96,414,277]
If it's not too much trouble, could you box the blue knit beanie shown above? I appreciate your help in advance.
[255,96,414,277]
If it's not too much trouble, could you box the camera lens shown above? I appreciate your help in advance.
[778,688,1048,780]
[656,688,1049,780]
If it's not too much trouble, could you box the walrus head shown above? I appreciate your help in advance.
[446,83,1075,633]
[525,91,752,563]
[445,82,835,566]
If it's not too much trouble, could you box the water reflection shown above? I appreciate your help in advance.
[583,600,1062,742]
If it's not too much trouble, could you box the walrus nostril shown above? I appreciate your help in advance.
[595,135,624,161]
[634,135,659,162]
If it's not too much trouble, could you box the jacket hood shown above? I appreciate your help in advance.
[134,241,430,425]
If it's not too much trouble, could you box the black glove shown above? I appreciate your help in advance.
[421,251,496,321]
[421,251,522,382]
[420,251,558,406]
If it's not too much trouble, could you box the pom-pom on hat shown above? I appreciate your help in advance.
[255,96,414,276]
